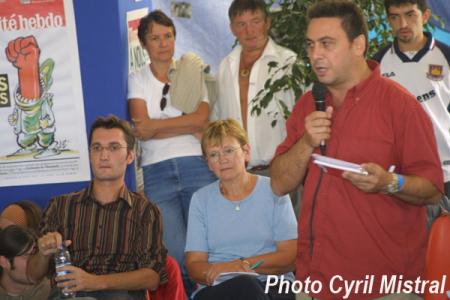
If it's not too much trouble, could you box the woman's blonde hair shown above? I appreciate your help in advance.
[201,119,249,156]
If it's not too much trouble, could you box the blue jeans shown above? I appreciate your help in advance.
[49,288,143,300]
[143,156,216,294]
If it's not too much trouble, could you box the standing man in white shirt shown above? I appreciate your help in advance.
[213,0,297,174]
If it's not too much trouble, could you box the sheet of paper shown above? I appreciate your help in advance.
[312,154,368,175]
[213,271,259,286]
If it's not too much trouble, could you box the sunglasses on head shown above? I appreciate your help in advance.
[160,83,170,111]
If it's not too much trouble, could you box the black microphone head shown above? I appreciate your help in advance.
[312,81,327,112]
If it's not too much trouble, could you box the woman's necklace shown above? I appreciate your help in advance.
[219,175,256,211]
[220,183,242,211]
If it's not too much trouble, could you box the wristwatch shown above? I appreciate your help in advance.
[384,173,405,194]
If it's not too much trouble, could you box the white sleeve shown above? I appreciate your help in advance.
[127,71,145,100]
[201,78,209,104]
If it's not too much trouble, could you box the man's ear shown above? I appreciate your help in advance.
[422,8,432,25]
[126,149,135,165]
[0,255,11,270]
[352,34,366,57]
[265,15,272,31]
[230,21,237,38]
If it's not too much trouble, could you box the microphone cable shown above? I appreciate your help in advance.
[309,155,324,256]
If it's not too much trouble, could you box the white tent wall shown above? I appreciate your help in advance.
[152,0,235,73]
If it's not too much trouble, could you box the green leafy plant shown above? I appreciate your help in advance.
[251,0,391,121]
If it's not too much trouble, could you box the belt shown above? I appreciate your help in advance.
[249,165,269,171]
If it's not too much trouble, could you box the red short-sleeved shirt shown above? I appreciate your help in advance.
[275,61,443,299]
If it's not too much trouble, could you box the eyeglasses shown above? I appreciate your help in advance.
[160,83,170,111]
[206,146,242,163]
[90,143,128,154]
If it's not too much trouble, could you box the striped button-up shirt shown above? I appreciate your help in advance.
[40,183,167,289]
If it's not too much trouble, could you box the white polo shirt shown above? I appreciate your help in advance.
[374,32,450,182]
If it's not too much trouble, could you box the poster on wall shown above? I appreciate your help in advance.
[0,0,90,187]
[127,7,150,192]
[127,7,149,74]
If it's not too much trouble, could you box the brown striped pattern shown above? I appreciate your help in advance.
[40,183,167,284]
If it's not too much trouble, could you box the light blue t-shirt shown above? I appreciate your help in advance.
[185,175,297,287]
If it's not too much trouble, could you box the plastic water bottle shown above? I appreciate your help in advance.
[54,244,75,298]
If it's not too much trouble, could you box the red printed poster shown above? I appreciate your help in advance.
[127,7,149,74]
[0,0,90,187]
[127,7,149,192]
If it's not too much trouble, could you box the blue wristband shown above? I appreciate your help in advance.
[397,174,405,191]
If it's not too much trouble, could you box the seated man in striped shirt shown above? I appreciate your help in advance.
[27,115,167,300]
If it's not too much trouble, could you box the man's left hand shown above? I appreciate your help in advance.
[55,265,98,292]
[342,163,392,193]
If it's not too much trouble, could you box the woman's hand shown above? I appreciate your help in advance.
[205,259,253,286]
[132,118,158,140]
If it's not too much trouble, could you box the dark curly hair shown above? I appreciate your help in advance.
[384,0,428,13]
[89,115,135,152]
[308,0,368,56]
[0,225,36,275]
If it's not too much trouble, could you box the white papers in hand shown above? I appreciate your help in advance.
[213,272,259,286]
[312,154,368,175]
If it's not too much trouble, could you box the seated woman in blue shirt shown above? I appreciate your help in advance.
[185,119,297,300]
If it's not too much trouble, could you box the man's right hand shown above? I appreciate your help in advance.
[303,106,333,148]
[37,232,71,256]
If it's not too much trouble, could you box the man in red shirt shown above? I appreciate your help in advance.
[270,1,444,299]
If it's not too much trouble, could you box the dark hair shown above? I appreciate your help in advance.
[138,10,176,45]
[89,115,135,152]
[228,0,269,21]
[0,225,36,275]
[384,0,428,13]
[308,0,368,56]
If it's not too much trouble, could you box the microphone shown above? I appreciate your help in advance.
[312,81,328,154]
